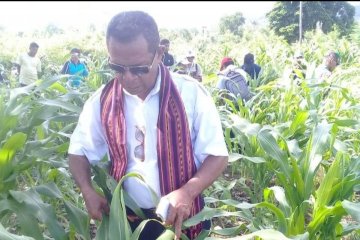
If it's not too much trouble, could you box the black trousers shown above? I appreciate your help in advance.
[126,207,165,239]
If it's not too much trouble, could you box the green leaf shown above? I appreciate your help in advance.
[33,182,62,199]
[342,200,360,222]
[257,128,291,178]
[315,152,343,210]
[37,99,81,113]
[155,228,175,240]
[333,119,359,127]
[206,229,309,240]
[64,201,91,240]
[211,226,245,236]
[18,213,44,240]
[0,222,35,240]
[267,186,291,217]
[228,153,265,163]
[96,214,110,240]
[303,121,331,198]
[184,203,253,228]
[289,111,309,136]
[10,189,67,240]
[0,132,27,164]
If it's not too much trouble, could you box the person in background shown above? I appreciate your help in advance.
[241,53,261,80]
[160,38,174,68]
[216,57,252,101]
[314,51,340,82]
[14,42,42,87]
[185,50,203,82]
[173,58,190,75]
[60,48,89,88]
[291,51,307,82]
[68,10,228,240]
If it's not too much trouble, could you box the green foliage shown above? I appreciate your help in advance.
[219,12,246,37]
[267,1,355,43]
[0,10,359,239]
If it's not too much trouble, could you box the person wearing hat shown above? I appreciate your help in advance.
[314,51,340,82]
[173,58,190,75]
[184,50,203,82]
[60,48,89,88]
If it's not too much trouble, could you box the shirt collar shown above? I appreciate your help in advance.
[122,65,162,100]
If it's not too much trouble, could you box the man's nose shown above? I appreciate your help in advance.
[121,69,138,80]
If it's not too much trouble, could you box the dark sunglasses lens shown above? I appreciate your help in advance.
[109,63,126,74]
[130,66,149,75]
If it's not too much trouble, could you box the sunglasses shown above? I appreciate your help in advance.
[108,53,157,76]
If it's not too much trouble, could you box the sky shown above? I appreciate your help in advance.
[0,1,276,32]
[0,1,359,33]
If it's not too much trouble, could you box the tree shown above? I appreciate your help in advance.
[219,12,246,37]
[267,1,355,43]
[43,23,64,37]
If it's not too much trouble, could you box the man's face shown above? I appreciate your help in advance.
[328,57,338,71]
[29,46,38,57]
[107,35,162,99]
[164,43,170,53]
[71,52,80,62]
[187,56,195,63]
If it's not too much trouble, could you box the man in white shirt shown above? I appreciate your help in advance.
[185,50,203,82]
[314,51,340,83]
[15,42,42,86]
[68,11,228,240]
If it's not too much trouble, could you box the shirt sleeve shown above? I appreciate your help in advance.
[68,88,108,164]
[216,76,226,89]
[191,84,228,166]
[60,61,69,74]
[15,55,21,65]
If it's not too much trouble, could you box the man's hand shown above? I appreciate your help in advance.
[69,154,110,220]
[164,187,193,240]
[83,188,110,220]
[163,155,228,239]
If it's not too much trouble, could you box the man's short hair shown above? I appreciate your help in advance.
[326,51,340,65]
[106,11,160,54]
[29,42,39,48]
[70,48,81,54]
[244,53,254,65]
[160,38,170,45]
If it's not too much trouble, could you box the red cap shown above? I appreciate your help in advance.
[220,57,234,70]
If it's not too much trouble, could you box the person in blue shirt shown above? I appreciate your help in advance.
[61,48,89,88]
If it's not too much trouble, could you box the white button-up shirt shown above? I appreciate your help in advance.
[68,68,228,208]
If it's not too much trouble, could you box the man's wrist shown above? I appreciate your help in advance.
[183,180,201,200]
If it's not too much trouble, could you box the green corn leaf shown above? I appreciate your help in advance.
[257,128,291,179]
[64,201,91,240]
[0,222,35,240]
[10,189,67,240]
[342,200,360,222]
[96,214,110,240]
